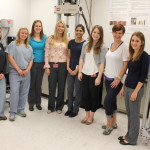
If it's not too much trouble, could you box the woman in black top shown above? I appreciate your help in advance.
[0,27,7,120]
[119,32,149,145]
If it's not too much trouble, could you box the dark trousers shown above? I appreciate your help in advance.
[67,73,82,113]
[48,62,67,111]
[104,79,122,117]
[82,73,99,112]
[28,62,44,107]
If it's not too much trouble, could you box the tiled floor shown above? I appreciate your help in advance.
[0,97,149,150]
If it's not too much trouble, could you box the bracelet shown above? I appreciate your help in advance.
[116,76,121,80]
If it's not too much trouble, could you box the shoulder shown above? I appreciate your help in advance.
[141,51,149,59]
[121,42,128,50]
[43,35,47,40]
[101,45,108,52]
[69,39,75,44]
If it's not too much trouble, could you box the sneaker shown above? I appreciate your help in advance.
[17,112,27,117]
[103,127,113,135]
[69,112,78,118]
[36,106,42,110]
[0,116,7,120]
[102,124,117,129]
[65,111,72,116]
[9,116,15,121]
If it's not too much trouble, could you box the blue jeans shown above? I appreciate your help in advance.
[0,77,6,116]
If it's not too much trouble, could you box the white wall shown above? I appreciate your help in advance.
[0,0,31,36]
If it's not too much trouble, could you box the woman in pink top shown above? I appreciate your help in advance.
[44,21,68,114]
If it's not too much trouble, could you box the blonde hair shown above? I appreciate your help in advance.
[52,20,68,46]
[15,28,30,48]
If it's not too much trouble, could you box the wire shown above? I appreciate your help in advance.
[1,28,10,43]
[84,0,93,30]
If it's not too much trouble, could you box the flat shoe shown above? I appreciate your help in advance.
[57,110,62,114]
[120,140,133,145]
[81,119,87,124]
[47,110,52,114]
[86,119,94,125]
[118,136,125,141]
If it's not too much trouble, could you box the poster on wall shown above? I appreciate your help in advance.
[109,0,150,33]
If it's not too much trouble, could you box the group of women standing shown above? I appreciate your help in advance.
[0,20,149,146]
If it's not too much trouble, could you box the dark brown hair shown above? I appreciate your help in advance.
[30,20,44,40]
[129,32,145,61]
[112,24,125,34]
[86,25,104,54]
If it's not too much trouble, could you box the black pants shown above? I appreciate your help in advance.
[28,62,44,107]
[104,79,122,117]
[48,62,67,111]
[81,73,100,112]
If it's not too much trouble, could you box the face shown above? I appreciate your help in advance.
[34,22,42,34]
[19,29,28,41]
[57,22,65,34]
[131,35,143,51]
[75,27,84,38]
[92,28,100,41]
[112,30,124,41]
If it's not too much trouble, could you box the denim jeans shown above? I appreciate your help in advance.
[0,77,6,116]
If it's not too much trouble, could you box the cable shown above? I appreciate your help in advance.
[1,28,10,43]
[84,0,93,29]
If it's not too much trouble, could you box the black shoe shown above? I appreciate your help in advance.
[29,106,34,111]
[120,140,133,145]
[118,136,125,141]
[64,111,72,116]
[36,106,42,110]
[69,112,78,118]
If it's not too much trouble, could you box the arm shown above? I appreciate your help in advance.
[111,61,128,88]
[67,49,73,74]
[44,37,51,76]
[23,60,33,76]
[95,64,105,86]
[78,59,84,81]
[7,54,24,76]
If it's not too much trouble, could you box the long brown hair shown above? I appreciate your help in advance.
[86,25,104,54]
[129,32,145,61]
[30,20,44,40]
[15,28,30,48]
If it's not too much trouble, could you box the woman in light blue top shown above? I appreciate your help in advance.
[28,20,47,111]
[6,28,33,121]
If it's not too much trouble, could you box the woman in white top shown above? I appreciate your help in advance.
[102,24,129,135]
[78,25,107,125]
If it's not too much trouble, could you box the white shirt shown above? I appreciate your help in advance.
[82,49,98,75]
[104,42,129,79]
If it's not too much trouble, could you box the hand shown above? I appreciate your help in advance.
[0,73,4,80]
[111,77,120,88]
[95,77,101,86]
[18,69,24,76]
[67,67,73,74]
[120,87,124,97]
[45,68,50,76]
[23,69,29,76]
[78,72,82,81]
[71,70,77,76]
[130,91,138,101]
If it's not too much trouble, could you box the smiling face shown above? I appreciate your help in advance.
[92,27,100,42]
[112,30,124,42]
[57,22,65,35]
[75,26,84,39]
[34,21,42,34]
[19,29,29,41]
[131,35,144,52]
